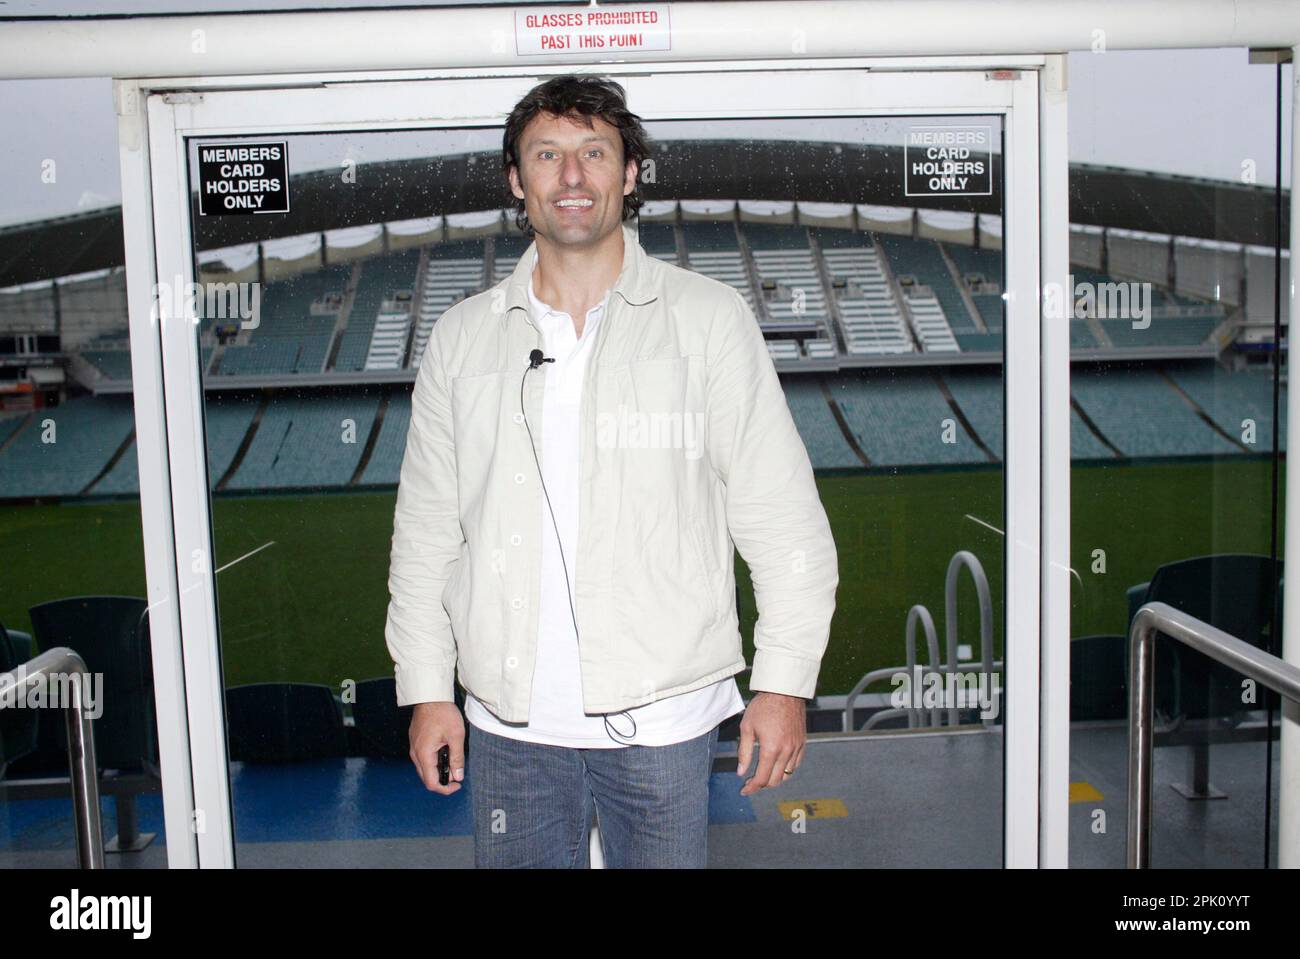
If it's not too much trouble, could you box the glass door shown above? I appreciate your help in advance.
[138,63,1045,867]
[1063,48,1292,868]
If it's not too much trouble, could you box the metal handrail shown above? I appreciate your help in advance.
[842,550,998,732]
[0,647,104,868]
[1126,601,1300,869]
[944,551,995,728]
[904,603,942,728]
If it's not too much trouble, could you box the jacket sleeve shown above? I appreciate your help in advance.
[383,314,463,707]
[704,288,839,700]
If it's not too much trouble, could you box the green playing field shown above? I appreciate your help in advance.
[0,455,1282,699]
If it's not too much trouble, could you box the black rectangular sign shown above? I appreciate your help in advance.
[198,141,290,215]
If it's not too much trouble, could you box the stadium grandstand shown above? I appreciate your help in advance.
[0,148,1287,498]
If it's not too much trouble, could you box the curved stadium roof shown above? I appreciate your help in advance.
[0,140,1288,288]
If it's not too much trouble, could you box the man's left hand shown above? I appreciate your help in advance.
[736,691,807,796]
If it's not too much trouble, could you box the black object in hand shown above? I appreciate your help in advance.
[437,744,451,785]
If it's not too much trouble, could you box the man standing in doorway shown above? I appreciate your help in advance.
[384,75,838,868]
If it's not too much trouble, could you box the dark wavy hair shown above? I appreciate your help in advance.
[502,75,650,237]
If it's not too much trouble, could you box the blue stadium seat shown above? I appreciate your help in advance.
[226,683,348,763]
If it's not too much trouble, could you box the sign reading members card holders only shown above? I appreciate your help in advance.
[904,126,993,197]
[198,141,290,215]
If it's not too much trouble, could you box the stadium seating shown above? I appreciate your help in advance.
[815,230,914,356]
[89,440,140,495]
[682,221,757,311]
[87,391,263,495]
[332,249,420,372]
[82,350,133,379]
[766,339,801,362]
[1070,323,1099,349]
[1165,361,1286,451]
[224,392,380,490]
[1069,635,1128,721]
[410,239,486,368]
[875,233,976,332]
[953,331,1001,352]
[25,595,160,850]
[942,243,1005,330]
[782,376,862,468]
[492,233,529,283]
[57,223,1239,378]
[0,412,27,446]
[1071,366,1241,457]
[906,294,962,352]
[0,394,135,497]
[743,223,831,334]
[27,596,156,770]
[805,338,836,359]
[943,242,1001,287]
[1100,316,1219,348]
[204,394,265,484]
[219,331,334,376]
[638,220,679,263]
[1069,265,1223,349]
[214,264,350,376]
[359,393,411,485]
[2,211,1290,503]
[349,678,413,759]
[0,620,37,779]
[225,683,348,763]
[1070,407,1116,460]
[1128,554,1283,721]
[939,367,1002,457]
[0,354,1284,499]
[828,369,989,465]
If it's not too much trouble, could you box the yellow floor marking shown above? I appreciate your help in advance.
[777,798,848,819]
[1070,781,1103,803]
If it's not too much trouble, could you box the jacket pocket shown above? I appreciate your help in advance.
[624,354,704,417]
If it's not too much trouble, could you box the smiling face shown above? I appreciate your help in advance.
[508,110,638,249]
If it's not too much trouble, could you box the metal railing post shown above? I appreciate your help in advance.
[0,647,104,868]
[1126,602,1300,868]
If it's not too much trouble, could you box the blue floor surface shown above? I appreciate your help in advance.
[2,758,755,850]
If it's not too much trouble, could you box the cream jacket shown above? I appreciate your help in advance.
[384,220,838,721]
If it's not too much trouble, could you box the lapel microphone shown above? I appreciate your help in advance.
[518,344,638,745]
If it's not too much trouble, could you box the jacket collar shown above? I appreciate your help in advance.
[501,219,658,320]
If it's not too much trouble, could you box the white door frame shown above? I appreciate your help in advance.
[120,59,1059,868]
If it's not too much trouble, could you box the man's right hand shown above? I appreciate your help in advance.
[409,701,466,795]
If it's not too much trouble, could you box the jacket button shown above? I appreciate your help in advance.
[513,413,524,424]
[510,534,522,546]
[510,597,523,610]
[514,472,525,484]
[506,656,518,669]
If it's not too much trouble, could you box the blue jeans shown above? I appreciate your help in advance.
[466,722,719,868]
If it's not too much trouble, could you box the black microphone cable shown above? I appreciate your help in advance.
[521,348,638,745]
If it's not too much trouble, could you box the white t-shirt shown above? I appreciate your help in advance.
[463,250,745,748]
